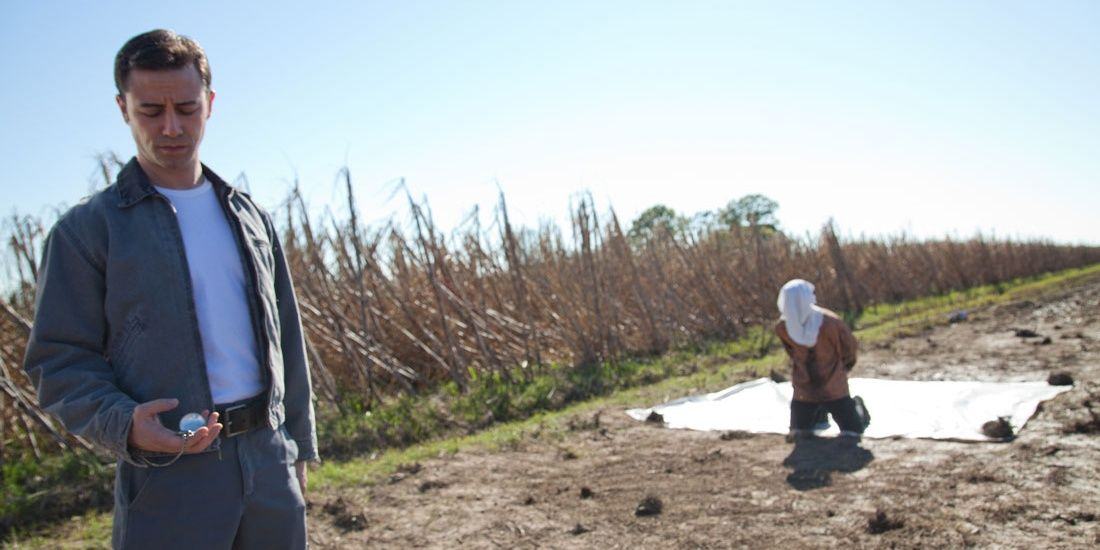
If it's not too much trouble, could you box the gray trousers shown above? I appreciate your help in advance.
[112,425,306,549]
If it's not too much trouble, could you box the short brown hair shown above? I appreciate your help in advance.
[114,29,211,94]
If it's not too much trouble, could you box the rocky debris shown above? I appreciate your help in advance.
[568,523,591,535]
[322,498,368,532]
[769,370,788,383]
[579,487,594,499]
[867,509,904,534]
[1048,372,1074,386]
[645,411,664,424]
[948,310,968,324]
[634,495,663,517]
[559,448,579,460]
[522,496,536,506]
[981,417,1014,440]
[1036,337,1053,345]
[1014,329,1041,338]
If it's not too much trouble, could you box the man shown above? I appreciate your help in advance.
[24,29,317,549]
[775,279,870,441]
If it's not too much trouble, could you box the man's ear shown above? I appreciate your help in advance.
[116,94,129,123]
[206,89,216,119]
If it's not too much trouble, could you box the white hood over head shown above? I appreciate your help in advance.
[777,279,825,347]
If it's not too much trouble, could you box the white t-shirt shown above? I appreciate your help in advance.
[155,179,264,404]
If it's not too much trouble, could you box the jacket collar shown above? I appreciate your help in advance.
[116,157,235,208]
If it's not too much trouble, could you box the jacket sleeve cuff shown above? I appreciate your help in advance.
[294,438,320,463]
[108,401,146,467]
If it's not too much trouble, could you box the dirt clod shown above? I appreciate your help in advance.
[786,469,832,490]
[397,462,423,475]
[645,411,664,424]
[1063,413,1100,434]
[568,523,591,535]
[1046,468,1070,486]
[634,495,663,517]
[719,430,753,440]
[693,449,722,463]
[1037,337,1053,345]
[1038,445,1061,456]
[965,471,999,484]
[522,496,536,506]
[867,509,904,534]
[580,487,594,499]
[1014,328,1041,338]
[981,417,1014,440]
[417,480,447,493]
[1054,512,1097,525]
[1048,372,1074,386]
[322,498,367,532]
[568,412,602,431]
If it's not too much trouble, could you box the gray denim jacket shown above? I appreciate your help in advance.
[24,158,318,466]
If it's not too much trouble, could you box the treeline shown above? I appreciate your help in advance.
[2,166,1099,462]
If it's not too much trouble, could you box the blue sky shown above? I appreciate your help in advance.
[2,1,1098,243]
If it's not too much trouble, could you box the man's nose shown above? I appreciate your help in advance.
[161,109,183,137]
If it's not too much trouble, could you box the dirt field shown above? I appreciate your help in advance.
[306,277,1100,548]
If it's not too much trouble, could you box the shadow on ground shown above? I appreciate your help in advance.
[782,437,874,490]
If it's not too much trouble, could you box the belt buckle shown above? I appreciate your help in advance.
[223,403,249,437]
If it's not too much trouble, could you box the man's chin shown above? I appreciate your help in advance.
[144,152,197,171]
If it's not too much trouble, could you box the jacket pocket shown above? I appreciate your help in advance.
[122,463,159,510]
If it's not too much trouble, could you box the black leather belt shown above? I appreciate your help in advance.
[215,395,267,438]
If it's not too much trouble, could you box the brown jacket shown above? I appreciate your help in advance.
[774,308,858,403]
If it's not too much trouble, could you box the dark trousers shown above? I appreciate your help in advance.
[791,396,866,434]
[112,425,306,549]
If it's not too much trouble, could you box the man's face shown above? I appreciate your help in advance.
[116,66,214,175]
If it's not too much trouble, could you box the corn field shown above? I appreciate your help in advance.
[2,164,1099,462]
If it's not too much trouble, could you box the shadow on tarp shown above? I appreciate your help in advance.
[782,437,874,491]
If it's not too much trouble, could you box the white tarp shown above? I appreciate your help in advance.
[625,377,1072,441]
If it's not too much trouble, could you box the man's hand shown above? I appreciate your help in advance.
[295,461,308,496]
[128,398,222,454]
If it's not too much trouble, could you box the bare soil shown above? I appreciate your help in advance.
[306,278,1100,548]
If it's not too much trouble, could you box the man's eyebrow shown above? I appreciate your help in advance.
[137,100,199,108]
